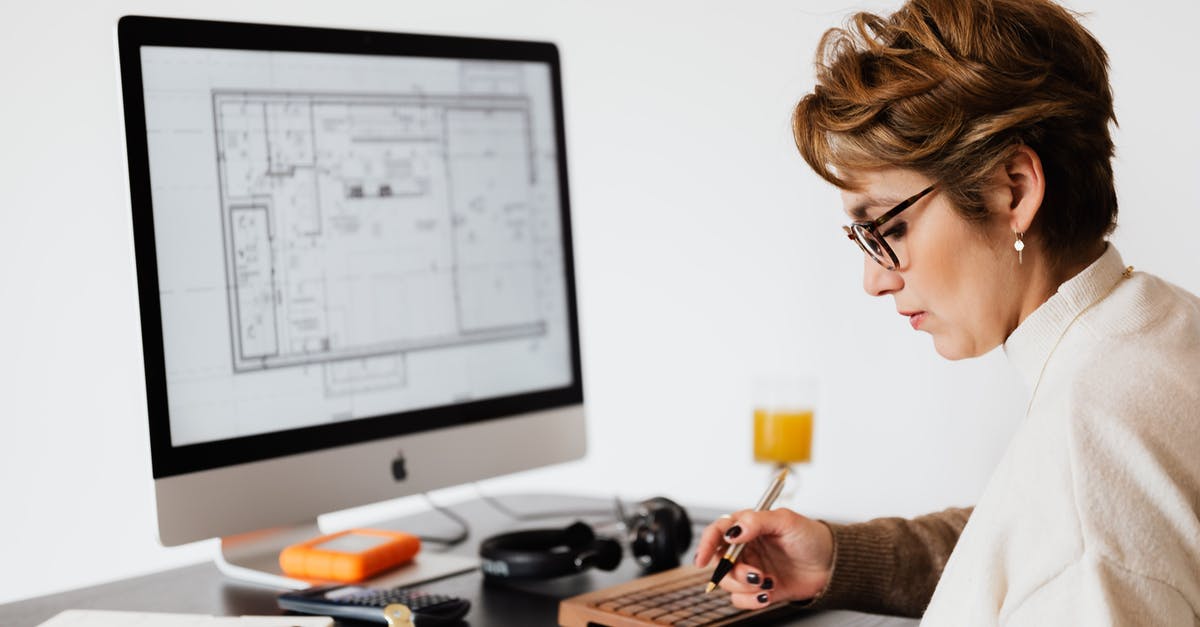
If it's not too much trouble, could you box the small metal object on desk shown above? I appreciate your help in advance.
[383,604,414,627]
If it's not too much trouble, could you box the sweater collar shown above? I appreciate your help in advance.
[1003,244,1125,391]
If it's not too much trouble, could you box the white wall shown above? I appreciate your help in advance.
[2,0,1198,605]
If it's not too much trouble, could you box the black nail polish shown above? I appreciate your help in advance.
[746,572,760,584]
[761,577,774,590]
[724,525,742,539]
[757,593,769,604]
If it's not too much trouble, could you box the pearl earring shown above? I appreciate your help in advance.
[1014,232,1024,265]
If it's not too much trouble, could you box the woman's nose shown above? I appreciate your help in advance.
[863,256,903,296]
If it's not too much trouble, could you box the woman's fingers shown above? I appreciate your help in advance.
[696,507,829,609]
[717,562,774,595]
[728,589,773,609]
[694,508,783,568]
[693,510,750,567]
[718,510,780,546]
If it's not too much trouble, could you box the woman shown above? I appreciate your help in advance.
[694,0,1200,623]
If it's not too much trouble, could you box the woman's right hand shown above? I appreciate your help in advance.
[693,507,835,609]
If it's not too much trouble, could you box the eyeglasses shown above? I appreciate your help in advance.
[842,185,935,270]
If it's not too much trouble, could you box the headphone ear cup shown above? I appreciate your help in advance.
[664,498,694,556]
[646,508,681,571]
[632,497,693,572]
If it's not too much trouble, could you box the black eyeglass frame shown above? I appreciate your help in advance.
[842,184,936,270]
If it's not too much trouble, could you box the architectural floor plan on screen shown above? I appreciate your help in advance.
[214,89,548,393]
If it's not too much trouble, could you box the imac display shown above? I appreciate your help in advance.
[117,16,585,586]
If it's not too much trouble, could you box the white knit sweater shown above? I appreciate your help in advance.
[920,244,1200,626]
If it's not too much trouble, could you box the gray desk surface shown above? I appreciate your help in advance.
[0,494,919,627]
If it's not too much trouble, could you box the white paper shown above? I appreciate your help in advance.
[38,609,333,627]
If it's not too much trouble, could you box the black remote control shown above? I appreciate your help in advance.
[278,584,470,625]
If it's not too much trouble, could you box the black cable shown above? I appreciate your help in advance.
[414,492,470,547]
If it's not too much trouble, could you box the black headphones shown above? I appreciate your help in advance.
[479,497,693,580]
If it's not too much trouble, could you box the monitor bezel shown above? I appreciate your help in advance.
[117,15,584,480]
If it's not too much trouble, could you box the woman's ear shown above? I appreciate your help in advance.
[1000,145,1045,234]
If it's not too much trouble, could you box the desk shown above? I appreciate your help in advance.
[0,494,919,627]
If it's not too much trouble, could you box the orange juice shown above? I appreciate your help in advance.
[753,409,813,464]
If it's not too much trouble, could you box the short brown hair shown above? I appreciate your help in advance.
[793,0,1117,268]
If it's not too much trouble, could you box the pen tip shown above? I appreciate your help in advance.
[704,582,716,594]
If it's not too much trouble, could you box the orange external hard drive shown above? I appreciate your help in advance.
[279,528,421,583]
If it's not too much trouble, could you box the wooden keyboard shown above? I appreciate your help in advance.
[558,565,801,627]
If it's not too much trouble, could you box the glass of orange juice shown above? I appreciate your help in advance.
[752,374,817,467]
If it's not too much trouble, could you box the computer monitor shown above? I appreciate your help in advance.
[116,15,585,587]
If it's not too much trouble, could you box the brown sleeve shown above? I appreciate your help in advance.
[795,506,973,618]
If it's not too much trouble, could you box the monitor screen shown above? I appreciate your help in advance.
[142,44,574,450]
[118,17,585,553]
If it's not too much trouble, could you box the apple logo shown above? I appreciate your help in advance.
[391,451,407,481]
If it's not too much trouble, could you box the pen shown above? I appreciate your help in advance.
[704,467,789,594]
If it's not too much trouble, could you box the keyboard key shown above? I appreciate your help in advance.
[711,604,745,617]
[653,611,692,624]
